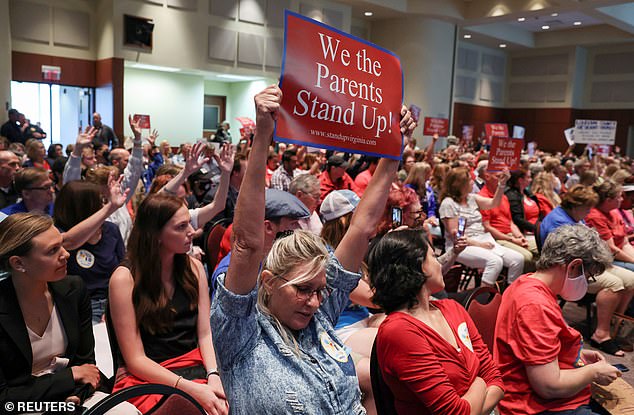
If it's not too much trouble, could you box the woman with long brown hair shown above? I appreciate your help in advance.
[109,193,227,414]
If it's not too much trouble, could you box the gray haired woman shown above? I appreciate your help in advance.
[494,224,621,415]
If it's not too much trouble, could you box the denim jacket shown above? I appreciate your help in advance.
[210,253,366,415]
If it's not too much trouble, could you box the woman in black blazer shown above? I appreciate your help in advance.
[0,213,135,413]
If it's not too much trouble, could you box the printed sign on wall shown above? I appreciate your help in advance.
[276,11,403,159]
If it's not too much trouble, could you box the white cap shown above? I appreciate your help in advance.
[320,190,360,222]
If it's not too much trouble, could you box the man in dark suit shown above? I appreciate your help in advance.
[0,109,24,144]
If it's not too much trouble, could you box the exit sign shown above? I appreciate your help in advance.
[41,65,61,81]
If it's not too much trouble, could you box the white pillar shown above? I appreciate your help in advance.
[371,16,457,143]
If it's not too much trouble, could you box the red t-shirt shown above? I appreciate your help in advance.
[319,170,361,202]
[534,193,554,217]
[585,208,627,248]
[523,196,540,225]
[353,169,373,195]
[479,186,513,234]
[377,300,504,415]
[494,275,590,415]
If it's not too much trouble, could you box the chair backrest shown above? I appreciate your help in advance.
[102,304,120,392]
[205,220,228,272]
[82,384,205,415]
[535,220,543,254]
[464,286,502,354]
[370,339,399,415]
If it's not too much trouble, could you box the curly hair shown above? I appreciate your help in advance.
[367,229,429,313]
[593,179,621,206]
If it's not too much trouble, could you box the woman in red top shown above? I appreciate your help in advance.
[494,224,620,415]
[586,180,634,272]
[22,140,51,172]
[368,229,504,415]
[531,172,560,216]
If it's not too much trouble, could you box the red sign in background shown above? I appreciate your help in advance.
[276,11,403,159]
[423,117,449,137]
[485,123,509,138]
[133,114,151,129]
[488,137,523,171]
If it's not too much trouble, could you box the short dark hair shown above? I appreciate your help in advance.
[367,229,429,313]
[282,149,297,163]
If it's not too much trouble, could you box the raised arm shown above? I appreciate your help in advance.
[118,116,145,203]
[424,134,438,167]
[335,106,415,272]
[225,85,280,295]
[161,142,209,196]
[194,144,235,228]
[62,173,129,250]
[63,127,96,184]
[474,169,509,210]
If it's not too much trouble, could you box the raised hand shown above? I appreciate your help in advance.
[106,172,130,210]
[254,85,282,141]
[217,143,236,174]
[183,142,210,176]
[128,114,142,142]
[497,167,511,187]
[76,127,97,149]
[148,129,159,147]
[399,105,416,147]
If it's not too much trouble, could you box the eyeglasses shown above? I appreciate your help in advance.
[25,183,54,191]
[278,276,333,303]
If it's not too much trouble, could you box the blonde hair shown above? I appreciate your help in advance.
[531,172,561,207]
[258,230,329,353]
[404,162,431,197]
[85,166,119,186]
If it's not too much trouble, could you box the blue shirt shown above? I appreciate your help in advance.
[1,201,53,216]
[539,206,580,245]
[210,252,231,296]
[210,253,366,415]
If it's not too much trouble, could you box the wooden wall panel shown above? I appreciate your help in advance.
[454,103,634,153]
[12,51,95,87]
[96,58,124,139]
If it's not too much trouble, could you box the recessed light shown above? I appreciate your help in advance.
[517,17,526,22]
[541,25,550,30]
[364,11,373,17]
[551,12,558,17]
[464,34,472,39]
[499,43,507,48]
[573,21,582,26]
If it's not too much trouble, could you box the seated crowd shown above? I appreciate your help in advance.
[0,86,631,415]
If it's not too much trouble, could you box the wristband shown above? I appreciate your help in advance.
[174,375,183,389]
[206,368,220,378]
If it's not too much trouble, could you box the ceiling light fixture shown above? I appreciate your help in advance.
[364,11,373,16]
[551,12,558,17]
[464,34,472,39]
[130,63,181,72]
[499,43,507,48]
[573,21,582,26]
[517,17,526,22]
[217,74,262,81]
[541,25,550,30]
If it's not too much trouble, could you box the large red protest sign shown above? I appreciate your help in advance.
[423,117,449,137]
[485,123,509,138]
[133,114,151,129]
[488,137,523,171]
[276,11,403,159]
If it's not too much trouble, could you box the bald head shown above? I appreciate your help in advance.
[92,112,102,128]
[109,148,130,172]
[0,150,21,186]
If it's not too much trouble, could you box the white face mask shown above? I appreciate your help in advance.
[560,263,588,301]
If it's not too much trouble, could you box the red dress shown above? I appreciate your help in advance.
[376,299,504,415]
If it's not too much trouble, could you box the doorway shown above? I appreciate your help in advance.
[10,81,94,149]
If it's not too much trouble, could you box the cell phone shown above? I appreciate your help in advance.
[457,217,466,238]
[391,207,402,228]
[613,363,629,372]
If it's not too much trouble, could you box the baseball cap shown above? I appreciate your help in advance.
[327,155,349,169]
[320,190,360,222]
[265,188,310,220]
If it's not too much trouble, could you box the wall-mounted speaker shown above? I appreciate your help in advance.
[124,15,154,49]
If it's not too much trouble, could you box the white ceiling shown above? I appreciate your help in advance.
[342,0,634,50]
